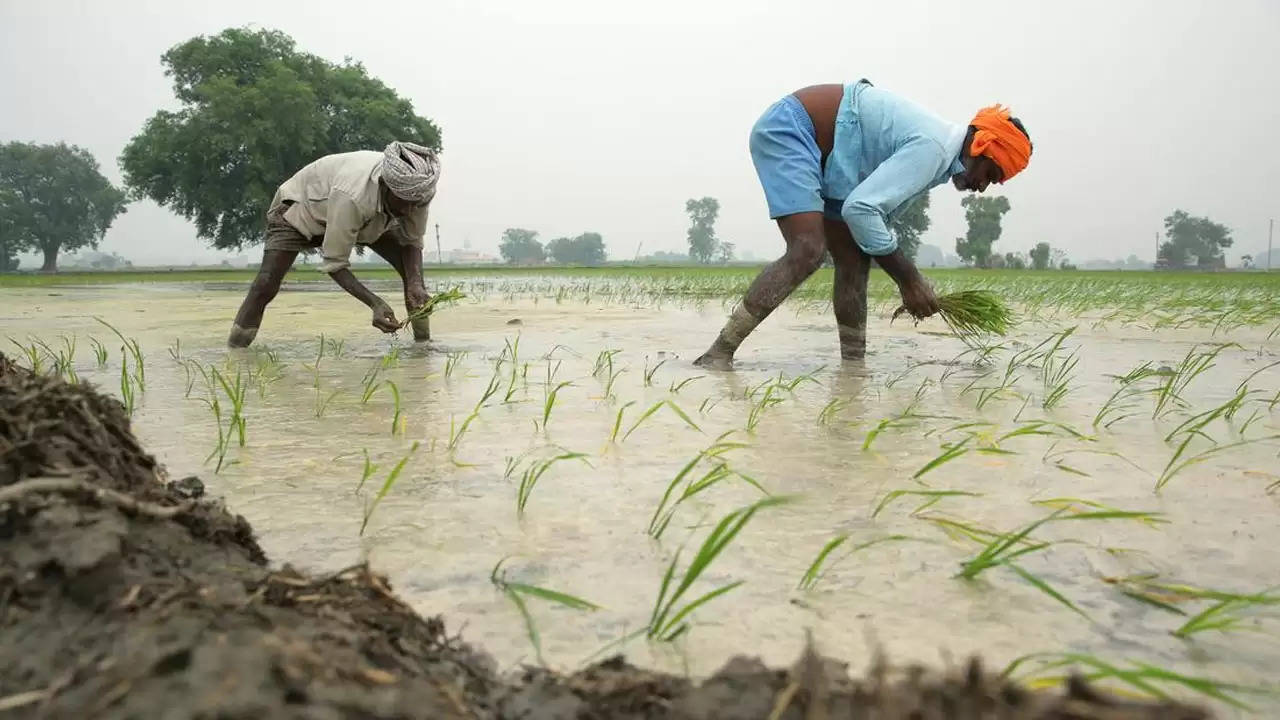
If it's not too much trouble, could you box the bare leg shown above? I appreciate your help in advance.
[824,219,871,359]
[694,212,827,369]
[369,235,429,341]
[229,249,299,347]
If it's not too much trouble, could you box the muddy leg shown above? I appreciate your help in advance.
[369,235,429,341]
[229,249,299,348]
[694,212,827,369]
[824,219,870,359]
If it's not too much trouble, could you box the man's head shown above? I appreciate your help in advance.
[380,141,440,217]
[953,106,1032,193]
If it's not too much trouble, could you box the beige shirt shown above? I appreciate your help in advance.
[272,151,428,273]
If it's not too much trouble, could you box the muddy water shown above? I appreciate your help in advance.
[4,280,1279,716]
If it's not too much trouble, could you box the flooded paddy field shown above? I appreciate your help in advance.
[4,267,1279,716]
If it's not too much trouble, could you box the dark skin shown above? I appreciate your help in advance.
[694,84,1004,367]
[228,179,430,347]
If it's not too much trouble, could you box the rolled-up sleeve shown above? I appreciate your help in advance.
[318,193,362,274]
[841,139,948,256]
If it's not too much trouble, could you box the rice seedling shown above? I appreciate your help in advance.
[383,380,403,435]
[871,489,983,518]
[1031,497,1166,527]
[167,338,181,362]
[34,336,78,383]
[515,451,590,516]
[698,396,719,415]
[490,557,600,666]
[591,348,621,378]
[797,534,922,591]
[7,338,43,373]
[211,366,247,448]
[955,510,1064,580]
[502,335,522,403]
[1172,592,1279,639]
[647,496,792,642]
[1040,348,1079,410]
[619,400,701,442]
[359,441,419,536]
[443,350,468,379]
[745,384,783,433]
[89,336,108,367]
[646,432,761,539]
[118,353,136,415]
[355,449,379,492]
[816,397,849,426]
[1002,652,1271,710]
[359,363,383,404]
[1093,361,1162,429]
[602,366,626,401]
[540,380,572,430]
[1155,431,1280,491]
[398,286,466,328]
[893,290,1013,343]
[643,356,668,386]
[94,317,144,390]
[1152,344,1235,418]
[303,344,340,418]
[912,440,972,481]
[668,375,702,394]
[379,344,399,369]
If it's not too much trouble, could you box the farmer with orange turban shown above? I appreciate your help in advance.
[695,80,1032,369]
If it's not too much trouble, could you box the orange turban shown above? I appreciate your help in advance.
[969,104,1031,183]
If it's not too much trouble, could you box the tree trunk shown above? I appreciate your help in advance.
[40,244,58,273]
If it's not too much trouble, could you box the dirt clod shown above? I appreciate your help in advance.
[0,353,1211,719]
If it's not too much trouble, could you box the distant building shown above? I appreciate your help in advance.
[442,248,500,264]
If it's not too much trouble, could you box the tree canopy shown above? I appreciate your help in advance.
[685,197,721,263]
[0,142,128,272]
[119,27,440,251]
[1029,241,1051,270]
[547,232,607,265]
[499,228,545,264]
[954,195,1011,268]
[889,192,931,261]
[1158,210,1232,269]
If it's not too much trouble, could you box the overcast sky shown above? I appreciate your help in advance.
[2,0,1278,266]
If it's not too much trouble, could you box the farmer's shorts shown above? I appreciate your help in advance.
[261,201,415,253]
[749,94,843,221]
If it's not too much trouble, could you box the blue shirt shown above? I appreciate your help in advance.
[823,81,966,256]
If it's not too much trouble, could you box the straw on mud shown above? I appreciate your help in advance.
[893,290,1013,340]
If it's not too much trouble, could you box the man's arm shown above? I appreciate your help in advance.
[841,140,947,317]
[320,194,399,332]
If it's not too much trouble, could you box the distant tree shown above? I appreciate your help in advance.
[1030,241,1051,270]
[0,142,128,272]
[954,195,1011,268]
[499,228,545,264]
[1004,251,1027,270]
[685,197,720,263]
[889,192,931,261]
[1157,210,1232,270]
[120,27,440,251]
[716,241,736,264]
[547,232,607,265]
[1050,248,1070,269]
[1241,254,1254,270]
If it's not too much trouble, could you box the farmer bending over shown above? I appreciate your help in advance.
[694,80,1031,369]
[228,142,441,348]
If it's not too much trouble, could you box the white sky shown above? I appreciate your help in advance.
[2,0,1278,266]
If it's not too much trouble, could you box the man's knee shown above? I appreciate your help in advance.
[248,272,284,304]
[787,234,827,274]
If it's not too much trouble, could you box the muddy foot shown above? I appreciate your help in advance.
[693,350,734,371]
[227,324,258,348]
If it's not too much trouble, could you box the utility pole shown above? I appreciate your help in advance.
[1154,231,1160,268]
[434,223,442,265]
[1268,218,1274,272]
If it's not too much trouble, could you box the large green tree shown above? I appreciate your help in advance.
[1158,210,1232,269]
[499,228,545,264]
[889,192,931,261]
[547,232,606,265]
[954,195,1011,268]
[0,142,128,272]
[1029,241,1051,270]
[685,197,720,263]
[119,27,440,251]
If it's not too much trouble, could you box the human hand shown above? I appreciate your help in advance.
[897,278,940,320]
[405,285,430,313]
[371,301,400,333]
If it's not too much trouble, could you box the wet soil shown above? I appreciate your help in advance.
[0,353,1210,719]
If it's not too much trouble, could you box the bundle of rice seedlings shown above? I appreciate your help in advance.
[893,290,1013,339]
[399,287,467,329]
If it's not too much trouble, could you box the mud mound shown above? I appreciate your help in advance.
[0,354,1210,719]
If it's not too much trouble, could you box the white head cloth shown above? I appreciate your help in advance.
[381,141,440,204]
